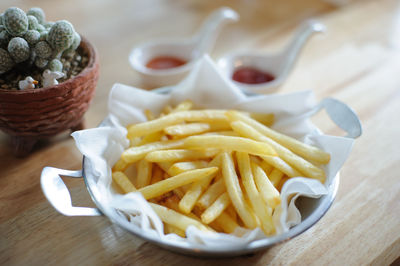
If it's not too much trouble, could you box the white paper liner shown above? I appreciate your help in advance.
[71,55,354,249]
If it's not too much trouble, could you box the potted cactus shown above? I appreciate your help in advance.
[0,7,99,156]
[0,7,84,88]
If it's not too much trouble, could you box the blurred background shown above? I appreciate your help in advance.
[1,0,399,265]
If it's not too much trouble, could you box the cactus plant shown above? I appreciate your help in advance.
[47,20,74,55]
[0,47,14,74]
[3,7,28,36]
[0,6,83,90]
[48,58,62,72]
[27,15,39,31]
[0,29,11,48]
[27,7,45,25]
[63,31,81,54]
[35,57,48,68]
[35,40,52,59]
[24,29,40,45]
[8,37,30,63]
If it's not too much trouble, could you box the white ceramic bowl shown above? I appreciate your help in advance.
[129,7,239,88]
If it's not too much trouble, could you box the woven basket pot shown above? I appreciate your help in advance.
[0,37,99,157]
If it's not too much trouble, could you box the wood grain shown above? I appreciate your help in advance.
[1,0,399,265]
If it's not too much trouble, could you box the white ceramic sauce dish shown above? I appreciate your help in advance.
[129,7,239,88]
[218,20,326,94]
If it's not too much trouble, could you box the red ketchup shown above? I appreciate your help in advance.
[232,67,275,84]
[146,56,187,70]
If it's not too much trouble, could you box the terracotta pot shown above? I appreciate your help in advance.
[0,36,99,156]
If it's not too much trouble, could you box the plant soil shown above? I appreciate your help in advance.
[0,46,89,90]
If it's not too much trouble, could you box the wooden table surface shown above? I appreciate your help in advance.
[1,0,399,265]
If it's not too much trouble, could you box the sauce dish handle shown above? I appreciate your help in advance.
[40,167,102,216]
[193,7,239,55]
[278,20,326,77]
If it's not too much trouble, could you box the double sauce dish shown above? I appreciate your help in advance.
[129,7,239,88]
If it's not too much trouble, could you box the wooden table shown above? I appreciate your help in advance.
[1,0,399,265]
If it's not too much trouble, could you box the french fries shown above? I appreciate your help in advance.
[136,159,152,188]
[230,120,326,183]
[167,161,209,176]
[150,203,213,233]
[178,155,221,214]
[227,111,330,164]
[111,101,331,238]
[201,192,231,224]
[184,135,277,157]
[221,152,258,229]
[127,110,228,138]
[197,178,225,209]
[112,171,136,193]
[139,167,218,200]
[122,139,184,163]
[145,149,219,162]
[236,152,275,235]
[251,162,281,209]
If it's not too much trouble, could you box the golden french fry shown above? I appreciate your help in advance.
[212,212,240,234]
[129,136,142,147]
[178,155,221,214]
[207,121,232,131]
[144,109,155,120]
[156,162,173,173]
[164,224,186,237]
[136,159,153,188]
[197,178,225,209]
[138,131,164,145]
[236,152,275,235]
[254,157,273,175]
[163,195,204,223]
[112,171,136,193]
[184,135,277,157]
[227,111,330,164]
[164,123,211,136]
[150,203,213,232]
[127,110,228,138]
[168,161,209,176]
[122,139,184,164]
[269,168,284,187]
[247,112,274,126]
[113,158,129,172]
[171,100,193,112]
[230,120,325,183]
[201,131,239,137]
[221,152,258,229]
[164,121,231,137]
[138,167,218,200]
[261,155,302,178]
[145,149,219,162]
[251,161,281,209]
[162,105,173,115]
[201,192,231,224]
[179,183,208,214]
